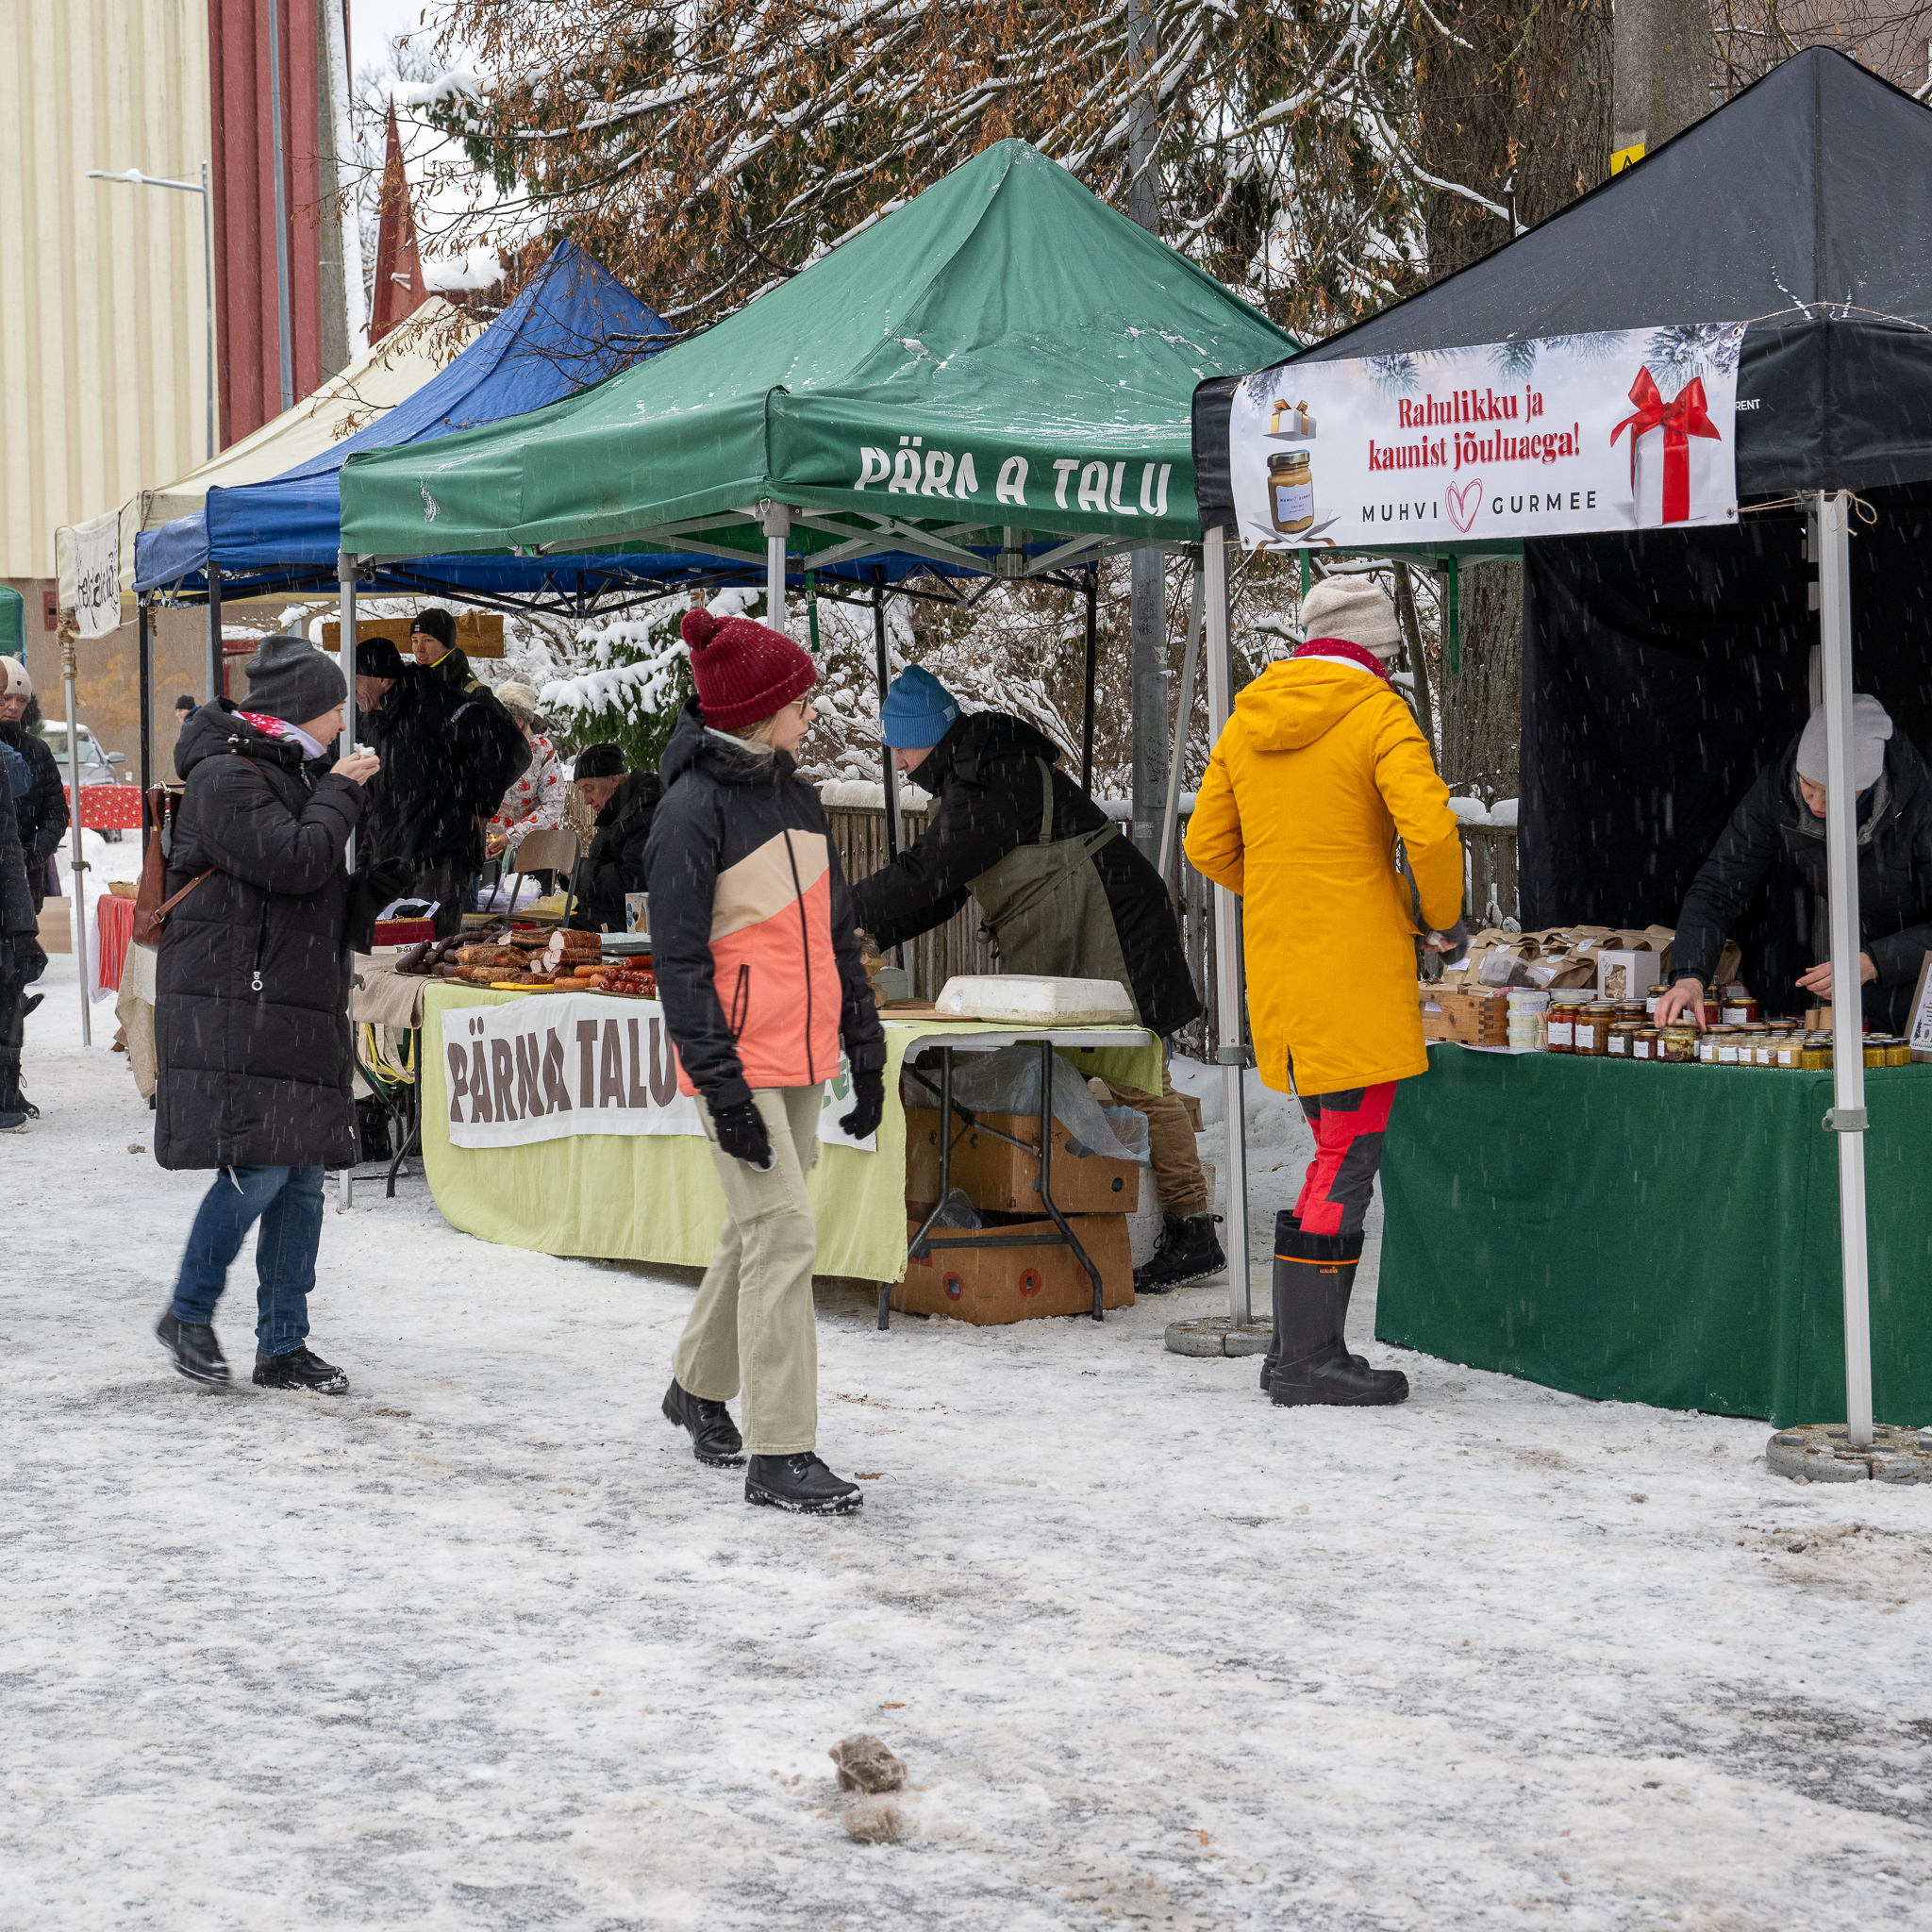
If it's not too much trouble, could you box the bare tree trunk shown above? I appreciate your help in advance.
[1415,1,1610,803]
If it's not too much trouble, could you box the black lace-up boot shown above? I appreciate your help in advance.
[662,1378,746,1466]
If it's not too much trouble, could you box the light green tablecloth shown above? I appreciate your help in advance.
[420,984,1159,1279]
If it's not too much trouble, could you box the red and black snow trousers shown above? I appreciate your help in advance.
[1291,1083,1395,1237]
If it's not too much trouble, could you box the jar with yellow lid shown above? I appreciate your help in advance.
[1547,996,1583,1054]
[1267,451,1315,534]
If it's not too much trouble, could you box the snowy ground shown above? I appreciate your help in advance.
[5,948,1931,1930]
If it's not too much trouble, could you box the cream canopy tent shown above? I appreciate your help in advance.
[54,298,478,611]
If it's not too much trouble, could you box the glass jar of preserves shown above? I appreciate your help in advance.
[1890,1037,1913,1068]
[1720,993,1758,1025]
[1548,996,1582,1054]
[1574,1004,1613,1056]
[1633,1026,1662,1061]
[1863,1037,1888,1070]
[1772,1030,1803,1069]
[1713,1025,1745,1065]
[1607,1022,1640,1058]
[1662,1025,1699,1062]
[1745,1024,1775,1067]
[1696,1030,1721,1064]
[1644,985,1670,1019]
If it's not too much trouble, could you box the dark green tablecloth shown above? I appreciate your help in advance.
[1377,1047,1932,1427]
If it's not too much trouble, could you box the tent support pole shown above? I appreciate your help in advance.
[763,503,790,637]
[338,549,358,1216]
[206,564,223,705]
[62,627,90,1047]
[1130,545,1167,858]
[1202,525,1248,1324]
[870,575,904,861]
[1157,553,1203,886]
[1811,490,1874,1446]
[870,573,906,974]
[1080,568,1098,794]
[137,596,153,832]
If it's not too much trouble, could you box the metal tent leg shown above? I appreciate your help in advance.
[1080,568,1098,795]
[1202,526,1249,1324]
[1811,490,1874,1447]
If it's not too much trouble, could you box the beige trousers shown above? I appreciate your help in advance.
[673,1084,824,1457]
[1103,1064,1208,1218]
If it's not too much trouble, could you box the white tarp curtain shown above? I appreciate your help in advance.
[52,297,478,615]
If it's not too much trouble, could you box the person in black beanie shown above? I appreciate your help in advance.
[408,607,482,697]
[153,629,378,1393]
[0,658,69,915]
[570,742,663,931]
[354,632,528,937]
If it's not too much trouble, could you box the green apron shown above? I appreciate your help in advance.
[966,761,1162,1091]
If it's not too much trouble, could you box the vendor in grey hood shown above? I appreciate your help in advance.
[1656,695,1932,1032]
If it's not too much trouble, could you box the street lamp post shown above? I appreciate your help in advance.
[89,164,216,463]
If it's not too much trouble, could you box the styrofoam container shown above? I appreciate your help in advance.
[934,974,1136,1027]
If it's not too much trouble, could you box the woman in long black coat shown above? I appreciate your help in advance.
[153,632,378,1394]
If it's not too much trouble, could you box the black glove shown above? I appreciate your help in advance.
[710,1099,774,1171]
[839,1068,885,1141]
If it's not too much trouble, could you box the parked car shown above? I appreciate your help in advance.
[38,720,130,840]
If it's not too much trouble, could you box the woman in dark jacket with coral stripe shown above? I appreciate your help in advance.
[153,633,377,1395]
[645,608,886,1515]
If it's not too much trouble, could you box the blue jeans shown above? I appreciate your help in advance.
[171,1165,325,1357]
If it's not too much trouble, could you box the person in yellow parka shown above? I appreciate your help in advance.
[1186,575,1465,1409]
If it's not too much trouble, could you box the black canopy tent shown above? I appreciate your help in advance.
[1191,47,1932,1444]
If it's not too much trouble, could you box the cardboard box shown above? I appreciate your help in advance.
[1593,949,1663,1001]
[904,1108,1140,1215]
[1419,985,1509,1045]
[37,895,71,955]
[893,1213,1133,1324]
[1910,954,1932,1063]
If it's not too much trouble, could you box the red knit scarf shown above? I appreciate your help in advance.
[1291,637,1391,684]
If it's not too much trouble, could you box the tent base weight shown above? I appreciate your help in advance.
[1766,1423,1932,1484]
[1165,1316,1272,1358]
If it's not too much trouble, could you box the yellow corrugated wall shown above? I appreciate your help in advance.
[0,0,211,577]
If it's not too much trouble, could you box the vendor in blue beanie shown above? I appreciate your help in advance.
[854,666,1222,1293]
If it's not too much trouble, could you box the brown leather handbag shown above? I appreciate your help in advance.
[132,786,210,950]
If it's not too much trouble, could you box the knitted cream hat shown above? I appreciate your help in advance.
[1299,576,1402,662]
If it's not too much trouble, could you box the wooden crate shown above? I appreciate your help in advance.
[1419,985,1509,1046]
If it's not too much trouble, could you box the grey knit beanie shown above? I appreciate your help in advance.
[1299,576,1403,662]
[245,629,348,727]
[1795,694,1891,791]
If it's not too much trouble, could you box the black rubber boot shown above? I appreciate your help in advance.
[662,1378,746,1466]
[252,1347,350,1394]
[1259,1209,1299,1392]
[156,1310,230,1386]
[1268,1227,1408,1407]
[0,1051,28,1121]
[745,1453,863,1515]
[1134,1212,1226,1294]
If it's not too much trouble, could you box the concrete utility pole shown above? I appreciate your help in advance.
[1612,0,1712,159]
[1125,0,1168,854]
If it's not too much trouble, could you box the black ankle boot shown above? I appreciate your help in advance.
[662,1378,745,1466]
[1269,1227,1407,1407]
[1134,1211,1226,1294]
[252,1347,349,1394]
[156,1310,229,1386]
[1259,1210,1298,1392]
[745,1453,862,1514]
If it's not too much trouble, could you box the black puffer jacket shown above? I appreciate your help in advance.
[1674,727,1932,1032]
[362,665,529,868]
[575,771,664,932]
[851,712,1203,1041]
[0,745,38,942]
[643,701,884,1113]
[154,703,365,1170]
[0,708,68,908]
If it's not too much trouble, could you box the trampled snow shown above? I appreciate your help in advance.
[4,952,1929,1928]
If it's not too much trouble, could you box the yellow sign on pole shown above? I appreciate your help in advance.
[1610,141,1646,175]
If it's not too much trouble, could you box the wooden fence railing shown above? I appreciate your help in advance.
[826,807,1521,1058]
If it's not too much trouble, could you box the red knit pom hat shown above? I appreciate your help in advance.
[681,606,817,729]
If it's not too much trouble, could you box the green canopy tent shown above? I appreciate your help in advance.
[340,139,1297,1320]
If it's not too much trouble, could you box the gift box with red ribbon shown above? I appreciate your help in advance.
[1611,366,1725,526]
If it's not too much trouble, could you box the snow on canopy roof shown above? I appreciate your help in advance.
[136,241,673,593]
[1195,46,1932,519]
[337,139,1298,577]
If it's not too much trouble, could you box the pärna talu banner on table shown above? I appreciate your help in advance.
[1225,322,1746,551]
[442,992,875,1153]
